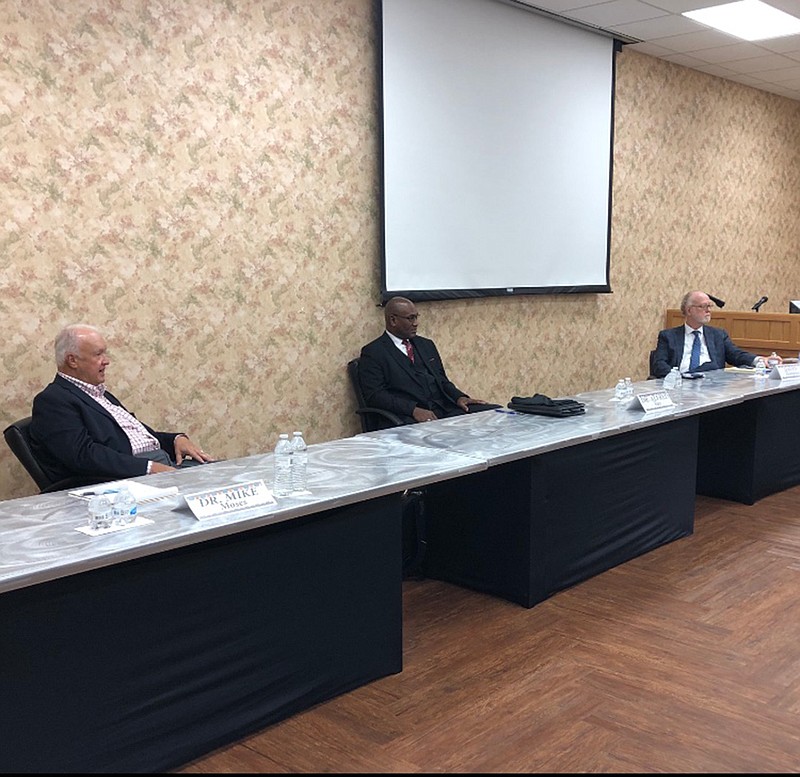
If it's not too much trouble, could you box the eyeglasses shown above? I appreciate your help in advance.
[394,313,419,322]
[690,304,714,311]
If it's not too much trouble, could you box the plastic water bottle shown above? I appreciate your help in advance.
[755,357,767,378]
[273,433,292,497]
[663,367,680,390]
[112,485,138,525]
[87,493,113,531]
[624,377,633,398]
[614,379,627,400]
[290,431,308,493]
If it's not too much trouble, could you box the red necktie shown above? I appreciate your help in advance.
[402,338,415,363]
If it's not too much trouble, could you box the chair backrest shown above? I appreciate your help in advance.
[347,358,368,409]
[648,349,658,379]
[3,416,99,493]
[346,357,404,433]
[3,416,52,491]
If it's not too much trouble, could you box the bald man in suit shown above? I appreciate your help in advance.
[358,296,497,427]
[651,291,771,378]
[30,323,214,485]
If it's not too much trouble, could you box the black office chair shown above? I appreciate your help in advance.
[345,359,424,574]
[648,349,658,379]
[3,416,98,493]
[346,358,406,433]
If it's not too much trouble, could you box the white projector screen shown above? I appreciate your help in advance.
[379,0,618,301]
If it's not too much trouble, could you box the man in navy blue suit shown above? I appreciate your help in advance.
[359,296,497,426]
[652,290,772,378]
[30,324,214,485]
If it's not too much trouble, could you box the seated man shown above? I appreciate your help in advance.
[30,324,214,484]
[652,291,777,378]
[359,296,498,425]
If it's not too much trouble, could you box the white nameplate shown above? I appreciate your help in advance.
[628,390,675,412]
[184,479,276,520]
[769,363,800,381]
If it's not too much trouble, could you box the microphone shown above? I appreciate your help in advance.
[752,295,769,312]
[706,294,725,308]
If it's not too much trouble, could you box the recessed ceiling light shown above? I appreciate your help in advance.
[683,0,800,41]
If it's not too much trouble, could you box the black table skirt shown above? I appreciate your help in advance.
[0,495,403,773]
[697,390,800,505]
[422,417,699,607]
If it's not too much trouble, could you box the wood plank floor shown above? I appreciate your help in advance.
[175,486,800,773]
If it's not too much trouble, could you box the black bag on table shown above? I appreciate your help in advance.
[508,393,585,417]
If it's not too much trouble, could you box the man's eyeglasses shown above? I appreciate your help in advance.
[691,304,714,311]
[394,314,419,322]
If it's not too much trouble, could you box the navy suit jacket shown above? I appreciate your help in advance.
[652,324,757,378]
[358,332,468,423]
[30,374,180,483]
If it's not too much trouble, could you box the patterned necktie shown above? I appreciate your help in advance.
[689,330,701,371]
[402,338,415,363]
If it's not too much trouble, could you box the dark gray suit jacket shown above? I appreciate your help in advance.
[358,332,468,423]
[652,324,756,378]
[30,374,181,483]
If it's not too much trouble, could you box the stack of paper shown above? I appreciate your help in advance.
[69,481,180,504]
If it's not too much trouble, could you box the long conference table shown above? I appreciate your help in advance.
[2,369,800,772]
[365,369,800,607]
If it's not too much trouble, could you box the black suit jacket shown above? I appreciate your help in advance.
[29,374,180,483]
[652,324,757,378]
[358,333,468,423]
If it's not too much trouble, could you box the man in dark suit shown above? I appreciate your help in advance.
[30,324,214,484]
[359,296,497,426]
[652,290,771,378]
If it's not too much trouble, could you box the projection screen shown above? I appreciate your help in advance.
[379,0,621,301]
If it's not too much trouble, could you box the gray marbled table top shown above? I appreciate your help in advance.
[3,368,796,595]
[361,369,797,466]
[0,436,485,594]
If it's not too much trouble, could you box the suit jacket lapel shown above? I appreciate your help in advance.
[705,327,721,364]
[676,327,686,351]
[54,374,122,424]
[380,332,425,386]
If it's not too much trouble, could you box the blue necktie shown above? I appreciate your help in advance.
[689,330,701,371]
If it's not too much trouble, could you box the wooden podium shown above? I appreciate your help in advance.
[666,309,800,360]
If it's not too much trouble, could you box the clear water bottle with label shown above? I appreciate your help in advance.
[112,485,138,525]
[290,431,308,493]
[87,493,113,531]
[614,379,627,400]
[754,357,767,378]
[273,433,292,497]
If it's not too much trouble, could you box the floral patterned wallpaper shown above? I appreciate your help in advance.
[1,0,799,500]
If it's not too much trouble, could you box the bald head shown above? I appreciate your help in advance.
[680,291,714,329]
[55,324,110,385]
[383,296,419,339]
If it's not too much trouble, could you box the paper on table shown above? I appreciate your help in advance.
[69,480,180,504]
[75,515,155,536]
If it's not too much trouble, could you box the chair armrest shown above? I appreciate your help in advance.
[355,406,406,431]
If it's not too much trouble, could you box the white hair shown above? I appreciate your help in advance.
[54,324,102,368]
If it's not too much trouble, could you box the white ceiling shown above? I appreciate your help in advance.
[514,0,800,102]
